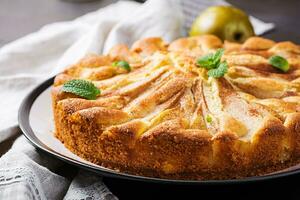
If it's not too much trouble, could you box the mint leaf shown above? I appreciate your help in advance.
[197,54,215,69]
[196,49,228,78]
[197,48,224,69]
[62,79,101,100]
[269,55,289,72]
[112,61,131,72]
[207,61,228,78]
[212,49,224,65]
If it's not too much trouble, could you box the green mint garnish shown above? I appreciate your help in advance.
[112,61,131,72]
[62,79,101,100]
[212,48,224,65]
[207,61,228,78]
[206,115,212,123]
[197,49,224,70]
[268,55,289,72]
[197,49,228,78]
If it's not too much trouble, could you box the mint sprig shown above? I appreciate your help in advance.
[207,61,228,78]
[112,61,131,72]
[61,79,101,100]
[268,55,289,72]
[197,49,224,70]
[196,49,228,78]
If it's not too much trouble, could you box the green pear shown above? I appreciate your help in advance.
[189,6,255,43]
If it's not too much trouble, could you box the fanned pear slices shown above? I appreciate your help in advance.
[52,35,300,180]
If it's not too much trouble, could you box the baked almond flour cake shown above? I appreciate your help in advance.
[52,35,300,180]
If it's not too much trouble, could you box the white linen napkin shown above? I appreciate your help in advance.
[0,0,275,199]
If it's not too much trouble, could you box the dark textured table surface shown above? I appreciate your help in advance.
[0,0,118,47]
[1,0,300,199]
[228,0,300,43]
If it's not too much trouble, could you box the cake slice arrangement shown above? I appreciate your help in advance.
[52,35,300,180]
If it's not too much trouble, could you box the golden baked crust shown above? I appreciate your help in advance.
[52,35,300,180]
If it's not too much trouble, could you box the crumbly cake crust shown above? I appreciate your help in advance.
[52,35,300,180]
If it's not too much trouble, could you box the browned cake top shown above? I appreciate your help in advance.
[53,35,300,143]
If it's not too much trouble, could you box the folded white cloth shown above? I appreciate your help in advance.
[0,0,274,199]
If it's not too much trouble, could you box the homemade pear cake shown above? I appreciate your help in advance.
[52,35,300,180]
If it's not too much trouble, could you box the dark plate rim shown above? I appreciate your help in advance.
[18,76,300,185]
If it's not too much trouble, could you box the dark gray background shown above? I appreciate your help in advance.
[0,0,299,47]
[0,0,300,199]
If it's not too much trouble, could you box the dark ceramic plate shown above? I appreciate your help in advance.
[18,77,300,185]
